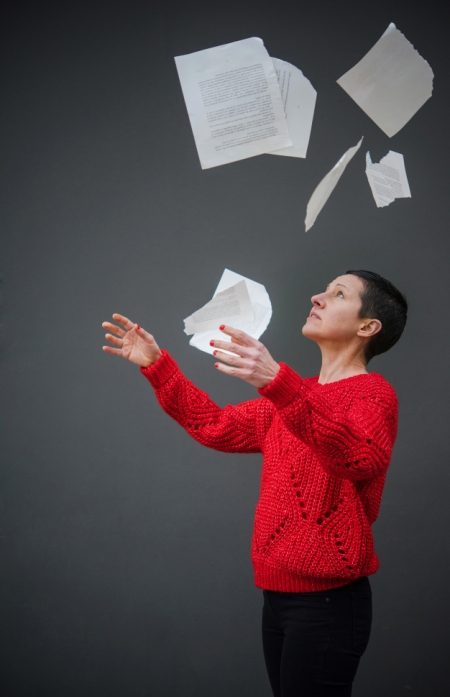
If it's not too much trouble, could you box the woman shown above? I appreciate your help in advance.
[102,270,407,697]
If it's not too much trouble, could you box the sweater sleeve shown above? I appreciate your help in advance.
[140,350,267,454]
[258,362,398,480]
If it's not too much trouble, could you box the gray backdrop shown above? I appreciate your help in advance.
[1,0,449,695]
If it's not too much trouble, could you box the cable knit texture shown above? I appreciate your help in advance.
[141,350,398,592]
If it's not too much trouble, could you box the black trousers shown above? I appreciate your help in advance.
[262,577,372,697]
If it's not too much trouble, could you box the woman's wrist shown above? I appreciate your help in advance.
[140,350,162,368]
[257,362,280,388]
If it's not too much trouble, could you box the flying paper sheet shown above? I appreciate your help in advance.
[189,269,272,355]
[175,38,292,169]
[305,137,363,231]
[268,58,317,158]
[184,279,254,335]
[337,23,434,137]
[365,151,411,208]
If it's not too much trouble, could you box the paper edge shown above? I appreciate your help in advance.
[268,56,317,159]
[336,23,434,136]
[304,137,364,231]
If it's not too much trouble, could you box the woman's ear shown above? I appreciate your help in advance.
[357,319,382,339]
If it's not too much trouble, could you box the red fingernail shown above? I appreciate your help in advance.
[214,363,219,368]
[210,340,215,346]
[219,325,225,330]
[213,350,217,356]
[136,325,140,330]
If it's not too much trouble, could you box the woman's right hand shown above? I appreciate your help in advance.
[102,313,162,367]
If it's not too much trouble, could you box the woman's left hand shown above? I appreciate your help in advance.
[211,326,280,388]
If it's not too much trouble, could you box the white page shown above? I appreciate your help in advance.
[175,38,292,169]
[337,23,433,137]
[269,58,317,158]
[189,269,272,355]
[184,279,254,335]
[365,150,411,208]
[305,137,363,231]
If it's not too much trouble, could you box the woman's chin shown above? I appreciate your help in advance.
[302,323,319,340]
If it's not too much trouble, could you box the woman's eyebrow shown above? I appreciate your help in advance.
[326,283,350,292]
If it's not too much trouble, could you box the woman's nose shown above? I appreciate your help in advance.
[311,293,325,306]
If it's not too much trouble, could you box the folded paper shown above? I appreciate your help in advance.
[365,151,411,207]
[189,269,272,355]
[184,279,254,335]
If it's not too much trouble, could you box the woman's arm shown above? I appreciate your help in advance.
[211,326,397,480]
[141,351,267,453]
[102,315,267,453]
[258,363,398,480]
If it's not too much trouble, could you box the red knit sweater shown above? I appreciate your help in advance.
[141,350,398,592]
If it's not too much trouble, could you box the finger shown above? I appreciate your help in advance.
[214,360,248,380]
[135,325,156,344]
[211,339,252,356]
[112,313,135,331]
[102,321,126,338]
[220,326,258,347]
[102,346,124,357]
[213,350,250,368]
[105,333,123,347]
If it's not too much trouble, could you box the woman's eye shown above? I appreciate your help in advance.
[337,291,344,298]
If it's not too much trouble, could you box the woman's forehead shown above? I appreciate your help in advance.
[328,274,364,293]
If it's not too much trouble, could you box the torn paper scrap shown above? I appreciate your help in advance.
[175,38,292,169]
[189,269,272,355]
[305,138,363,231]
[337,23,433,137]
[268,58,317,158]
[365,151,411,208]
[184,279,254,335]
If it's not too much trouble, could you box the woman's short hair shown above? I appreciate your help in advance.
[346,270,408,363]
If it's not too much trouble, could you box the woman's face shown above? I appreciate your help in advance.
[302,274,366,344]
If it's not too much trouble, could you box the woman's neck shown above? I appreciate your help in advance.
[318,344,367,384]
